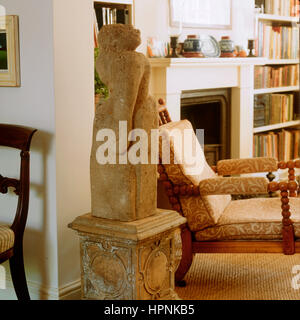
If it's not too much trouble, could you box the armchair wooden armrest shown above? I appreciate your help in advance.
[199,177,269,196]
[216,157,278,176]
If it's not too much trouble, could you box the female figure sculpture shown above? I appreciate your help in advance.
[91,24,158,221]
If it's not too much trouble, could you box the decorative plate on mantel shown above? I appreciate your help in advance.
[198,35,220,58]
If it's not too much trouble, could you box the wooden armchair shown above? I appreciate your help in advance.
[157,101,300,285]
[0,124,37,300]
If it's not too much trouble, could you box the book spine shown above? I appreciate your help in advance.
[106,8,110,24]
[102,7,106,25]
[265,94,271,125]
[113,8,117,24]
[110,9,113,24]
[265,0,271,13]
[290,94,294,120]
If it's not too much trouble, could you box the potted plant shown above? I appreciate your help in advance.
[94,48,109,107]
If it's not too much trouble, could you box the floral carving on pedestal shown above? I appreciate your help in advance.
[145,249,168,292]
[91,252,126,295]
[138,235,176,300]
[82,240,133,300]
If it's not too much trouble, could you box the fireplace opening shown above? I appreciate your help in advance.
[181,89,231,166]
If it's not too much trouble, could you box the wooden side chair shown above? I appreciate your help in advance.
[0,124,37,300]
[157,101,300,286]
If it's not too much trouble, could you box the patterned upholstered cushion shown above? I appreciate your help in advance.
[217,157,278,176]
[195,197,300,241]
[159,120,231,230]
[199,176,269,195]
[0,225,14,254]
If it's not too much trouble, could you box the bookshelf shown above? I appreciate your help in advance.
[254,85,299,94]
[256,13,299,22]
[256,59,299,64]
[94,0,134,31]
[253,0,300,161]
[253,120,300,133]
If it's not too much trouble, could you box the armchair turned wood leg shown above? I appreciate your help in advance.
[287,161,297,197]
[9,244,30,300]
[279,182,295,255]
[175,226,194,287]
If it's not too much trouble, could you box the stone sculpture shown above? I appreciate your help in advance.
[69,25,186,300]
[90,24,158,221]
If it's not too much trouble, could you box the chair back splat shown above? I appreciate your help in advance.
[0,124,37,300]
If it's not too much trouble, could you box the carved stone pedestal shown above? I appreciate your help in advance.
[69,209,186,300]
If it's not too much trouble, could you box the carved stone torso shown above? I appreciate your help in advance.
[90,24,158,221]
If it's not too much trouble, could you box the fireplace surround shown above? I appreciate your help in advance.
[149,57,266,160]
[181,88,231,165]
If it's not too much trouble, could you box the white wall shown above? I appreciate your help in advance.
[0,0,58,299]
[0,0,94,299]
[53,0,94,294]
[135,0,255,54]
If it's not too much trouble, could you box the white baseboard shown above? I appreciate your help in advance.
[59,279,81,300]
[1,277,81,300]
[2,278,58,300]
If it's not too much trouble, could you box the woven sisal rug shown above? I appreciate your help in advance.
[176,253,300,300]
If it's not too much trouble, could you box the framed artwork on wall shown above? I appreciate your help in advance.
[0,15,20,87]
[170,0,232,30]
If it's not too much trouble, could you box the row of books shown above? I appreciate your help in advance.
[254,65,299,89]
[263,0,300,16]
[254,93,295,127]
[254,129,300,161]
[94,7,130,30]
[256,23,299,59]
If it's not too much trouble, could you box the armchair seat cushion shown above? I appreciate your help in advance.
[194,198,300,241]
[0,225,14,254]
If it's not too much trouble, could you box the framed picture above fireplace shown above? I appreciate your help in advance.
[0,15,20,87]
[170,0,232,30]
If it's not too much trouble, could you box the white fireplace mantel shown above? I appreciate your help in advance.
[149,57,267,159]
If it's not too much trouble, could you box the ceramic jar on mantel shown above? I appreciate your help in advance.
[183,35,204,58]
[219,36,235,57]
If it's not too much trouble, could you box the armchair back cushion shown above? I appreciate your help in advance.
[159,120,231,231]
